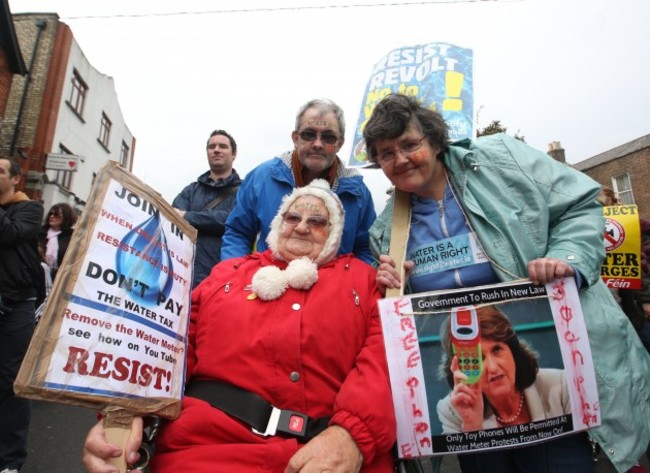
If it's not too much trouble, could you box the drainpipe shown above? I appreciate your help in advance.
[9,19,47,157]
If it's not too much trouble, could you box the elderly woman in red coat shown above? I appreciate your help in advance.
[82,179,396,473]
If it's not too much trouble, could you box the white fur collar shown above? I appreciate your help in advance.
[251,257,318,301]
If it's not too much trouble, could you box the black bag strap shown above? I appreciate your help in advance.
[185,379,330,441]
[203,184,239,211]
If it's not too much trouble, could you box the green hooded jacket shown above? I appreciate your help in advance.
[371,134,650,472]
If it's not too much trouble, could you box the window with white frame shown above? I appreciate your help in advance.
[612,173,634,205]
[99,113,112,150]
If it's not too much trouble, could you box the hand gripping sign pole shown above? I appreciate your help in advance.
[15,162,197,472]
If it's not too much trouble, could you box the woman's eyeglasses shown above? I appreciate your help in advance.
[298,130,340,145]
[48,211,62,217]
[376,136,427,164]
[282,212,330,229]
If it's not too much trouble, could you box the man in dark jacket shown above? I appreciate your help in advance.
[172,130,241,288]
[0,157,44,473]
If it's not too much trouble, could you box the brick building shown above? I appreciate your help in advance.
[0,11,135,213]
[573,134,650,220]
[0,0,27,125]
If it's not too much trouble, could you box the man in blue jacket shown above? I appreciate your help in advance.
[173,130,242,288]
[221,99,376,264]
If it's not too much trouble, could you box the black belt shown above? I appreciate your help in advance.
[184,380,330,441]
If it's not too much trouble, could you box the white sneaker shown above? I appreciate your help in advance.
[0,469,19,473]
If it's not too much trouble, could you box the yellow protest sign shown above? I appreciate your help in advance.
[601,205,641,290]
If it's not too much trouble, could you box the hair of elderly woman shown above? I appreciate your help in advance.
[294,98,346,137]
[45,202,78,231]
[440,306,539,391]
[363,93,449,163]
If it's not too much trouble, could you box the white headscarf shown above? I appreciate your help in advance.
[251,179,345,301]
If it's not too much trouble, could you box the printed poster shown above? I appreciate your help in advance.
[601,204,641,290]
[16,162,196,418]
[348,42,473,167]
[379,278,600,459]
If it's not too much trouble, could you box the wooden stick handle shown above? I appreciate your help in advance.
[103,410,134,473]
[386,189,411,299]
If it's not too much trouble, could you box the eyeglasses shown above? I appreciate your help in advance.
[376,136,428,164]
[298,130,340,145]
[282,212,330,229]
[48,211,62,217]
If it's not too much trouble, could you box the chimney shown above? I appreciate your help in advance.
[547,141,566,163]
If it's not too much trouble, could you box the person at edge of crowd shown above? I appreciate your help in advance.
[639,217,650,354]
[0,157,45,473]
[597,186,650,353]
[82,179,396,473]
[172,129,242,288]
[220,98,376,264]
[39,202,77,281]
[596,186,650,472]
[365,93,650,473]
[437,306,571,433]
[597,186,619,207]
[630,218,650,473]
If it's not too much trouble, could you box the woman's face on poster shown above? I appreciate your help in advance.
[478,339,517,402]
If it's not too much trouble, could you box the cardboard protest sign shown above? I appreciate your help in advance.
[379,278,599,459]
[601,204,641,289]
[16,161,196,419]
[348,42,473,167]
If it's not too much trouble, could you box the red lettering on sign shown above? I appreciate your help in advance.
[414,422,429,434]
[393,301,429,455]
[549,280,597,427]
[62,345,171,392]
[406,376,419,398]
[401,331,418,351]
[406,351,421,368]
[400,317,415,331]
[400,443,413,458]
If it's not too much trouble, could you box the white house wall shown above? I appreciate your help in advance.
[48,36,134,207]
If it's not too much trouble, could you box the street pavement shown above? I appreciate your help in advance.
[19,399,648,472]
[21,401,96,473]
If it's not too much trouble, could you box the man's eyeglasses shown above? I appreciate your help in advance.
[376,136,427,164]
[282,212,330,229]
[298,130,340,145]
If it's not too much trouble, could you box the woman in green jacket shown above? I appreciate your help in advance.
[365,93,649,473]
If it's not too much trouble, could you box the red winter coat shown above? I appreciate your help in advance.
[150,250,396,472]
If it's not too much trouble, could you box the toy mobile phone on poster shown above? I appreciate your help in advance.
[451,306,482,384]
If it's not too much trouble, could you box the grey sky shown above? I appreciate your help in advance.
[9,0,650,212]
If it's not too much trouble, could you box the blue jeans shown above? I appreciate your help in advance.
[457,433,595,473]
[0,299,35,471]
